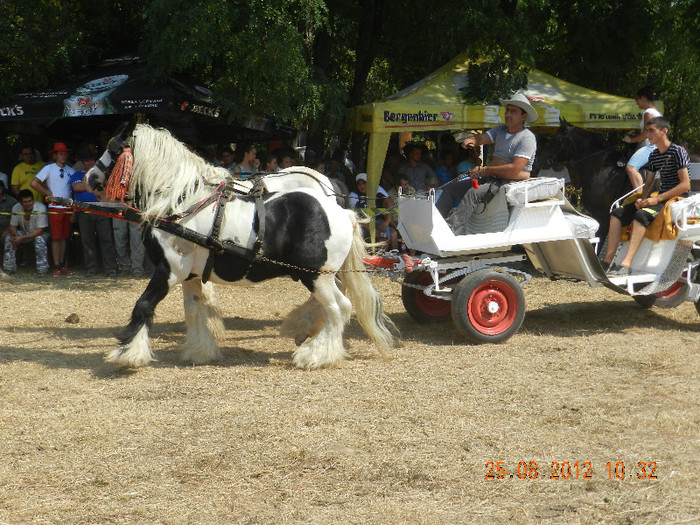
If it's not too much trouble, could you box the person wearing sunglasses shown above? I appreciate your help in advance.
[31,142,76,277]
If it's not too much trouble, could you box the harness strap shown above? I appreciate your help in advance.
[251,180,266,263]
[162,182,225,222]
[201,189,229,284]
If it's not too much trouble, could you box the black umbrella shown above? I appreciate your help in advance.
[0,57,294,146]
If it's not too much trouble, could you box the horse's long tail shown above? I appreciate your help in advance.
[338,212,398,353]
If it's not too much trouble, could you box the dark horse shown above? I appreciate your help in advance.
[536,118,633,247]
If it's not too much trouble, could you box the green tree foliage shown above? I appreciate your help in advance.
[0,0,81,96]
[0,0,147,98]
[1,0,700,147]
[140,0,328,126]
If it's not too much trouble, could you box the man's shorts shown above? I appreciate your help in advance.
[627,144,657,170]
[48,206,72,240]
[611,200,664,227]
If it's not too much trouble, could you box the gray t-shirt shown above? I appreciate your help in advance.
[486,125,537,171]
[398,162,435,192]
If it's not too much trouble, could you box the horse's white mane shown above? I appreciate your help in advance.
[129,124,230,218]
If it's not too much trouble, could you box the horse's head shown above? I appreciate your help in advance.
[536,117,578,170]
[86,120,136,190]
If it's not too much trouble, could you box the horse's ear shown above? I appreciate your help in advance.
[113,119,137,141]
[559,117,570,127]
[106,120,137,156]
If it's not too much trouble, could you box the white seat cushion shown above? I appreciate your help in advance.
[505,177,561,206]
[670,193,700,224]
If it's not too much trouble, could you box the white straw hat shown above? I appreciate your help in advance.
[499,92,538,123]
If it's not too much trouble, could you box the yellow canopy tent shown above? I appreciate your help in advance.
[347,51,661,207]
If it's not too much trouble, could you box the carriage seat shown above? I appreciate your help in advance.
[669,193,700,230]
[504,177,563,206]
[449,177,564,235]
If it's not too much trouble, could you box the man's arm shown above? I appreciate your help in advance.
[639,168,691,207]
[72,179,91,193]
[462,133,493,149]
[8,224,45,246]
[30,177,50,200]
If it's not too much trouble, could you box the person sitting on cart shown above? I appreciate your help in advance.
[435,93,538,219]
[604,116,691,277]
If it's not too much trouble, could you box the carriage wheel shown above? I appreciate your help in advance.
[633,252,697,309]
[451,269,525,344]
[401,271,459,323]
[633,281,688,309]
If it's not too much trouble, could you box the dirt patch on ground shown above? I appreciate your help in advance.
[1,271,698,524]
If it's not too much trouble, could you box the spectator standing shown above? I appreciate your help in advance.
[399,143,436,192]
[690,145,700,163]
[233,142,258,179]
[71,148,118,277]
[388,173,416,227]
[622,86,662,188]
[456,143,482,176]
[260,150,279,173]
[3,189,50,276]
[277,148,296,170]
[434,150,457,185]
[112,219,146,277]
[380,151,402,190]
[11,145,44,201]
[349,172,398,250]
[71,142,98,172]
[219,146,237,172]
[31,142,75,277]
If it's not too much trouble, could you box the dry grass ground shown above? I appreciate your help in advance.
[1,270,699,524]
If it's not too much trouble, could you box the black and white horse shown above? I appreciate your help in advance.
[536,118,632,246]
[87,123,396,369]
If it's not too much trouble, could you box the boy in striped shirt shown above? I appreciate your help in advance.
[604,116,691,276]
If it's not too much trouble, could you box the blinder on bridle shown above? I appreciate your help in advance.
[88,120,135,190]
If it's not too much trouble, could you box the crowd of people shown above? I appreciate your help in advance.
[0,134,361,278]
[2,91,697,279]
[0,132,155,279]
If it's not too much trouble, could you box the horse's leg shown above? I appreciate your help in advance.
[281,274,352,346]
[280,296,326,346]
[180,278,224,365]
[292,273,351,369]
[107,262,171,368]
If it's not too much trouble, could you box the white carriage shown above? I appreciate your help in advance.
[366,177,700,343]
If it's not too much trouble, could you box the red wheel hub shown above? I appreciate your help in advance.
[467,280,518,335]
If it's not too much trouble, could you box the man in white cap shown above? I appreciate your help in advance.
[435,92,538,218]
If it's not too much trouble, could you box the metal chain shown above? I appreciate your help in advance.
[259,255,384,274]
